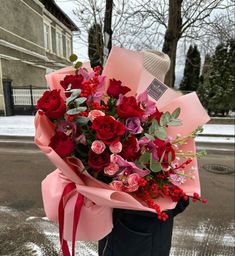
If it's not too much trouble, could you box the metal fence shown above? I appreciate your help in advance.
[12,85,47,115]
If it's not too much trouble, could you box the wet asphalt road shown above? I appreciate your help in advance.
[0,146,234,256]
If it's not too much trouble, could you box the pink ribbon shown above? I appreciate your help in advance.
[58,182,84,256]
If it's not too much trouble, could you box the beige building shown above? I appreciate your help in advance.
[0,0,79,115]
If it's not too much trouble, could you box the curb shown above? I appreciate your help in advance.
[0,136,37,150]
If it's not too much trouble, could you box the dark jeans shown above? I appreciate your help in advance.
[98,198,189,256]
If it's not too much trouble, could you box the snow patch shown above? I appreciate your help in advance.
[0,206,18,216]
[24,242,45,256]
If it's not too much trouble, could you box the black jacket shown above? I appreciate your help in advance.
[98,197,189,256]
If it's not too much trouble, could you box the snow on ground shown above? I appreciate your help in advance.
[195,136,234,143]
[0,115,35,136]
[0,116,234,140]
[202,124,234,136]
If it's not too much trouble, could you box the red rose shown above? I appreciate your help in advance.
[107,79,131,99]
[117,96,144,119]
[36,90,66,119]
[91,116,125,145]
[150,108,163,123]
[88,150,110,172]
[60,74,84,90]
[121,136,141,161]
[49,131,75,158]
[153,138,175,168]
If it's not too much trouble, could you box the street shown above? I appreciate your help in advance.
[0,146,234,256]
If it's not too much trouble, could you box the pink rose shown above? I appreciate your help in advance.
[110,180,124,191]
[124,173,140,192]
[109,142,122,154]
[91,140,106,154]
[88,110,105,122]
[104,162,119,176]
[110,154,119,163]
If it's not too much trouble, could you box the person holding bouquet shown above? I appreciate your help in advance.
[35,46,209,256]
[98,50,189,256]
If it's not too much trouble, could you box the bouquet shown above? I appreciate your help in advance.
[35,46,210,256]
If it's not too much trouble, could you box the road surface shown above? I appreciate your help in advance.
[0,146,234,256]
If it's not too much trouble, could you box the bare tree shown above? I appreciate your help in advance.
[71,0,130,61]
[57,0,234,87]
[126,0,233,87]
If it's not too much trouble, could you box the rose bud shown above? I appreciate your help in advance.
[91,140,106,154]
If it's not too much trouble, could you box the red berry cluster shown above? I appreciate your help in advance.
[66,114,75,122]
[169,185,187,202]
[142,188,169,221]
[192,192,207,203]
[79,111,88,117]
[138,176,170,221]
[80,66,102,97]
[80,81,96,97]
[89,102,108,111]
[93,66,102,74]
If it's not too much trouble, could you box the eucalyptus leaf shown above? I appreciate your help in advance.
[139,152,151,165]
[76,116,89,125]
[154,126,167,140]
[172,107,181,119]
[69,89,81,94]
[150,160,162,172]
[76,106,87,112]
[75,61,82,69]
[168,120,182,126]
[66,108,82,115]
[75,97,87,106]
[69,54,78,62]
[144,133,155,141]
[168,152,172,164]
[160,112,171,126]
[66,94,78,104]
[66,106,87,115]
[160,115,165,126]
[66,90,81,104]
[149,119,158,134]
[152,119,159,128]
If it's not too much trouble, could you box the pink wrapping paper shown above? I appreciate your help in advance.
[103,46,180,109]
[36,46,210,241]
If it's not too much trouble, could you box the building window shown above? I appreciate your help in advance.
[66,36,72,58]
[44,22,51,51]
[56,30,63,57]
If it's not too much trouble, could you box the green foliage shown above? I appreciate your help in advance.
[197,54,212,108]
[147,108,182,140]
[65,89,88,121]
[69,54,78,62]
[66,89,81,104]
[88,23,104,68]
[150,157,162,172]
[69,54,83,70]
[180,44,201,91]
[74,61,82,69]
[198,39,235,115]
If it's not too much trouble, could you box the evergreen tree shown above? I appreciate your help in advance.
[197,54,212,108]
[88,24,104,68]
[180,45,201,92]
[179,45,194,91]
[226,39,235,112]
[207,40,235,116]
